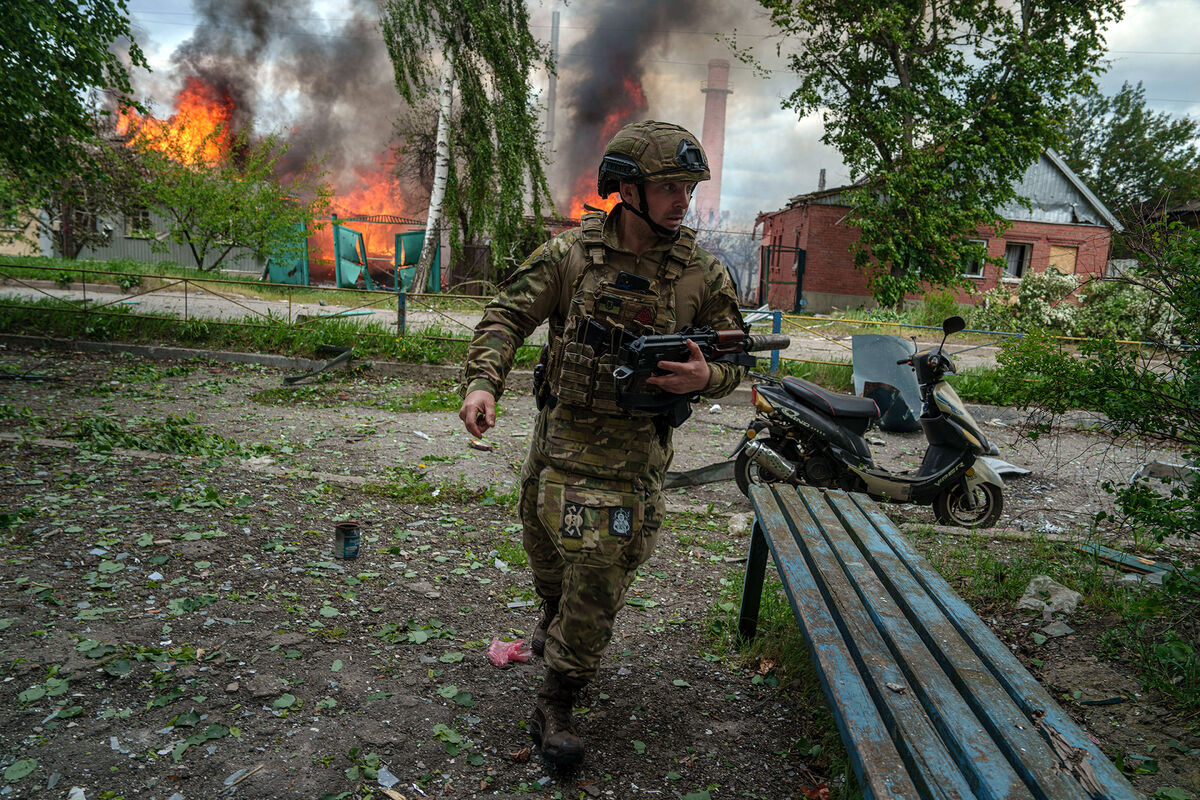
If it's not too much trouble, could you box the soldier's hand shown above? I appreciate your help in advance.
[645,338,711,394]
[460,390,496,438]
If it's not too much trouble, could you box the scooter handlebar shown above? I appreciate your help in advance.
[896,358,911,365]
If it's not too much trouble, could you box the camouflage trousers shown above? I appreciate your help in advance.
[519,406,669,682]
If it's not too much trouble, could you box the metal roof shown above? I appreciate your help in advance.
[780,150,1122,231]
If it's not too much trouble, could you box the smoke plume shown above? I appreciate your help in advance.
[550,0,742,210]
[145,0,409,196]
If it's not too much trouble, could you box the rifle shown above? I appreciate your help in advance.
[612,325,791,427]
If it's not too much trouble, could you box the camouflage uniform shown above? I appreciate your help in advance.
[462,205,744,682]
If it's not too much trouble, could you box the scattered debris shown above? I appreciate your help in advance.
[469,439,493,452]
[283,346,354,385]
[1016,575,1081,620]
[1076,543,1174,575]
[1040,620,1075,638]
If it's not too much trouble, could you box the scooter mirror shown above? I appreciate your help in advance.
[943,316,966,336]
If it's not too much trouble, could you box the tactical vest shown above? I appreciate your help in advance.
[546,211,698,416]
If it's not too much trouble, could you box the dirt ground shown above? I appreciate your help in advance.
[0,344,1196,800]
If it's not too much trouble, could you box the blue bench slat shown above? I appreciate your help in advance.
[776,487,1003,800]
[846,494,1140,799]
[818,490,1093,800]
[740,486,1143,800]
[747,485,923,800]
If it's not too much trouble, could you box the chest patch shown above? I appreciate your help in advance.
[596,296,622,317]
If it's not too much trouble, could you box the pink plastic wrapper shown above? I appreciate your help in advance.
[487,638,532,666]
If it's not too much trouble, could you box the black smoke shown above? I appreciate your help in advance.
[551,0,739,207]
[148,0,409,193]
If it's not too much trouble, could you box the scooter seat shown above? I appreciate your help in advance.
[781,376,881,419]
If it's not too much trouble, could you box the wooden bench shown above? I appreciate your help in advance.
[737,484,1140,800]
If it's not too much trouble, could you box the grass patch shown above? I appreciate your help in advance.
[0,255,493,311]
[364,467,517,508]
[910,527,1200,716]
[250,381,465,415]
[495,535,528,569]
[776,359,854,391]
[0,297,538,366]
[704,568,857,797]
[64,412,271,459]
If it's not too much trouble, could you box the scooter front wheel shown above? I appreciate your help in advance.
[933,482,1003,528]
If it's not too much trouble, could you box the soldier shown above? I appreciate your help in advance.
[458,120,746,767]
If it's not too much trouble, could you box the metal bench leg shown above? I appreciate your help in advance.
[737,520,769,642]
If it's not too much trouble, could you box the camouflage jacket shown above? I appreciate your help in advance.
[461,206,745,403]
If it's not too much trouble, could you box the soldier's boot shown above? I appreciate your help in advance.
[530,593,560,658]
[528,669,586,768]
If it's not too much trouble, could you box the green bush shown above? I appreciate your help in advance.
[918,289,961,327]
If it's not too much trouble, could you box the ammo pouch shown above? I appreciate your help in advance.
[536,467,649,569]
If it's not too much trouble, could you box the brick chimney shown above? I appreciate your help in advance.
[693,59,731,229]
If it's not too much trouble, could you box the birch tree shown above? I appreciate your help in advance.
[380,0,553,290]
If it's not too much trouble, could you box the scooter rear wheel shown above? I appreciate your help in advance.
[933,482,1003,528]
[734,438,792,497]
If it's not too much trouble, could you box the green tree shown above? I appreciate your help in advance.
[1059,81,1200,221]
[0,0,148,205]
[380,0,553,289]
[129,127,332,272]
[752,0,1121,306]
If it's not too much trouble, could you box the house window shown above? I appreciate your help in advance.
[125,207,152,238]
[1003,243,1031,279]
[1048,245,1078,275]
[961,239,986,278]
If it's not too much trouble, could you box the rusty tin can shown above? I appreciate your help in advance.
[333,520,361,559]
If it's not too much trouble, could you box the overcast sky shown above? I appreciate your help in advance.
[125,0,1200,226]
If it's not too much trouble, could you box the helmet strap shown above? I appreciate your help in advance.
[620,186,680,242]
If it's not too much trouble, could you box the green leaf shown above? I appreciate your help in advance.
[104,659,132,676]
[437,685,459,698]
[1031,633,1048,645]
[632,740,646,754]
[439,652,464,663]
[1154,788,1191,800]
[0,618,14,630]
[453,692,474,707]
[57,706,83,718]
[18,686,46,703]
[3,758,37,781]
[283,649,302,659]
[682,792,712,800]
[672,679,691,688]
[319,605,339,618]
[331,659,343,672]
[97,560,124,573]
[273,693,297,709]
[173,708,201,728]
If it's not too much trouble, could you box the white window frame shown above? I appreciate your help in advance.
[1002,242,1031,281]
[961,239,987,279]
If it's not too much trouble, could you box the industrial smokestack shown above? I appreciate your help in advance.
[693,58,731,229]
[818,168,826,191]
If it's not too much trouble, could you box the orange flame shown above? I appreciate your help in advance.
[565,77,648,219]
[119,76,418,280]
[117,76,234,165]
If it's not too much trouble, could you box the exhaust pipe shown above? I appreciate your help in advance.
[743,439,797,481]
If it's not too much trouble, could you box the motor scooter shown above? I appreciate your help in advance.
[733,316,1004,527]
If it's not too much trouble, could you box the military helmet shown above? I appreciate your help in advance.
[597,120,711,197]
